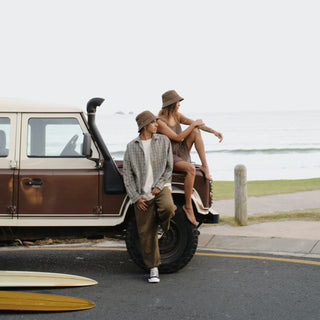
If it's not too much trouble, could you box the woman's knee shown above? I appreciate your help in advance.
[174,161,195,176]
[193,127,201,134]
[185,163,196,176]
[186,127,202,149]
[190,127,201,137]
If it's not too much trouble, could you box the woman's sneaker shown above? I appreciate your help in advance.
[148,267,160,283]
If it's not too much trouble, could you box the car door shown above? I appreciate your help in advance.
[18,112,101,217]
[0,114,18,217]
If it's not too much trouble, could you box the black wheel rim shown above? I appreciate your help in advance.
[159,220,184,260]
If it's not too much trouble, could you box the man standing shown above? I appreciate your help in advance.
[123,111,176,283]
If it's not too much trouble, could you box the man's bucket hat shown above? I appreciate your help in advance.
[136,110,157,132]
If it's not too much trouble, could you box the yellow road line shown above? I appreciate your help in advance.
[0,247,319,266]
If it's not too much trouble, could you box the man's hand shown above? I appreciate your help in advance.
[136,197,148,211]
[151,187,161,195]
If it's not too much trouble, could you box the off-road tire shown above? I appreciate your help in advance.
[125,203,198,274]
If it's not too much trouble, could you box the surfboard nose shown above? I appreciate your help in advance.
[0,270,98,287]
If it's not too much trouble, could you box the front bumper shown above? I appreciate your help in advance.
[195,205,219,224]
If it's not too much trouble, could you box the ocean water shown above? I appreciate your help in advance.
[96,110,320,181]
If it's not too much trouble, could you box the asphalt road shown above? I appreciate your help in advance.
[0,248,319,320]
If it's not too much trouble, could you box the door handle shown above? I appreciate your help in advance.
[25,179,43,186]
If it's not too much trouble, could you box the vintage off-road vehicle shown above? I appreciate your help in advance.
[0,97,218,273]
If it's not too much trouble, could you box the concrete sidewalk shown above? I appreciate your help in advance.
[198,190,320,258]
[198,221,320,258]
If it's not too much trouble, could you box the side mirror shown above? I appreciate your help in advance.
[82,133,92,157]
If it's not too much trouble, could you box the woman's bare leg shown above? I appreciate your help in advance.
[174,161,197,225]
[185,128,213,180]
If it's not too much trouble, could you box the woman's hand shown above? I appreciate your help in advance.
[214,130,223,142]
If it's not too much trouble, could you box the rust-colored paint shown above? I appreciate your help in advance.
[99,174,127,215]
[0,169,14,216]
[15,163,210,217]
[101,193,127,215]
[18,169,100,216]
[193,170,210,207]
[171,167,210,208]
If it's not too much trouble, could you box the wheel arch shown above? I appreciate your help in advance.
[171,183,210,214]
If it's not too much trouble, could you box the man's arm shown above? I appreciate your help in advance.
[123,147,141,204]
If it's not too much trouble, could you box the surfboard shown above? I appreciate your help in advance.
[0,271,97,287]
[0,291,95,311]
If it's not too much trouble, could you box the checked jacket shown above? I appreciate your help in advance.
[123,133,173,204]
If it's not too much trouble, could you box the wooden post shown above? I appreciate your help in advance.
[234,164,247,226]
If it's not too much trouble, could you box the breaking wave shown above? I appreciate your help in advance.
[203,148,320,154]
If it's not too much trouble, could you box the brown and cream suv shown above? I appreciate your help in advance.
[0,97,218,273]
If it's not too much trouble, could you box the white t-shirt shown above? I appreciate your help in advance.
[141,139,154,200]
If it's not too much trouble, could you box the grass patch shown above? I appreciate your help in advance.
[212,178,320,200]
[218,208,320,226]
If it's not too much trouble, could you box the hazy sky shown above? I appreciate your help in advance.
[1,0,319,114]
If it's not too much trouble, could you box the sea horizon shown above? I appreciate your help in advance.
[96,109,320,181]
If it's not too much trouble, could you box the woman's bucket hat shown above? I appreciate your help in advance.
[162,90,184,108]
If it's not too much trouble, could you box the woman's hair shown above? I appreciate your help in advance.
[158,103,180,121]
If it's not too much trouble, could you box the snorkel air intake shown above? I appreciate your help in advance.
[87,97,125,194]
[87,98,110,161]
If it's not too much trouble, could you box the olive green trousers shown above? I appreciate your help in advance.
[134,187,176,269]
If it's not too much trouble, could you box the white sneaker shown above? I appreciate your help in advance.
[148,267,160,283]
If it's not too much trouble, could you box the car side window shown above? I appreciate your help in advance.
[0,118,10,157]
[27,118,84,157]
